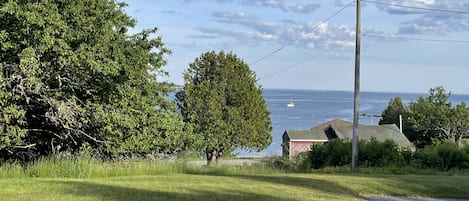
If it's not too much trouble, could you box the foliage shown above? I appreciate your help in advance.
[380,87,469,148]
[264,153,311,172]
[307,139,352,168]
[407,87,453,146]
[305,138,469,171]
[407,86,469,147]
[307,139,412,169]
[176,51,272,162]
[0,0,188,162]
[379,96,406,126]
[414,143,469,171]
[359,138,408,167]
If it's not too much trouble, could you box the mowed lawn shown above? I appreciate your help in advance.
[1,173,468,201]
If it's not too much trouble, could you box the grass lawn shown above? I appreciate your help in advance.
[1,172,468,201]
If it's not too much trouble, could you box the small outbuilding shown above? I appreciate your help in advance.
[282,130,328,159]
[282,119,413,158]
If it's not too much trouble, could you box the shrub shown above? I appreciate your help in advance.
[265,153,313,172]
[325,139,352,167]
[266,157,295,171]
[307,138,412,169]
[308,139,352,169]
[414,143,469,170]
[308,143,327,169]
[359,138,407,167]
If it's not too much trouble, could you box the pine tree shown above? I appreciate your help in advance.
[177,51,272,163]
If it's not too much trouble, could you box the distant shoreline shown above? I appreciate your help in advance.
[262,88,469,96]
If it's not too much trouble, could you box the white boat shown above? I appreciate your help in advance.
[287,99,294,108]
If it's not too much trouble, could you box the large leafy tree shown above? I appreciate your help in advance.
[407,87,453,146]
[177,51,272,163]
[380,87,469,148]
[0,0,187,162]
[406,87,469,147]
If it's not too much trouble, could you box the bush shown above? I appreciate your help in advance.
[359,138,408,167]
[414,143,469,171]
[265,153,312,172]
[307,138,412,169]
[309,143,327,169]
[308,139,352,169]
[326,139,352,167]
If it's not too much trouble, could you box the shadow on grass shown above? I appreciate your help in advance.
[51,180,299,201]
[231,174,365,199]
[349,174,469,199]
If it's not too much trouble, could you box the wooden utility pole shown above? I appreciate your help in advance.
[352,0,361,171]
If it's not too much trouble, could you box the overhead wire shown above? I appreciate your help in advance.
[362,34,469,43]
[256,0,469,81]
[249,0,355,66]
[362,0,469,14]
[258,38,355,80]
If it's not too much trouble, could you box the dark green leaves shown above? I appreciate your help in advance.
[177,51,272,159]
[0,0,185,161]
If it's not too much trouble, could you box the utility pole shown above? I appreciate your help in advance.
[352,0,361,171]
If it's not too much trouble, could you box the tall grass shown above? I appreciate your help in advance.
[2,152,467,179]
[0,154,282,178]
[0,163,25,178]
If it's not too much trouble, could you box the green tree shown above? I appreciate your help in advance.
[379,96,421,147]
[452,102,469,147]
[177,51,272,163]
[379,96,406,126]
[406,86,467,147]
[0,0,187,161]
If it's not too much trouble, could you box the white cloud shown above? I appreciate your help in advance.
[197,11,362,49]
[374,1,469,35]
[376,0,437,14]
[289,3,321,14]
[317,23,329,34]
[256,33,278,40]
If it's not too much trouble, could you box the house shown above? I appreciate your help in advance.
[282,119,413,159]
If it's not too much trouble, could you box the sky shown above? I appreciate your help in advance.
[123,0,469,94]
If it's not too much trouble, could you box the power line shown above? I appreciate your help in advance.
[363,34,469,43]
[362,0,469,14]
[259,38,354,80]
[249,0,355,66]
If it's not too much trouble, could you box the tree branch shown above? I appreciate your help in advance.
[13,143,36,149]
[27,129,64,139]
[65,127,109,144]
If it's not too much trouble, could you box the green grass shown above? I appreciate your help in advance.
[1,173,468,201]
[1,156,469,201]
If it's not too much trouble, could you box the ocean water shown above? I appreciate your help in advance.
[237,89,469,157]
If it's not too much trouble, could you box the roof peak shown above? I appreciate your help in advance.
[311,119,352,131]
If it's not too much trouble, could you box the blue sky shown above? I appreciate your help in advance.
[123,0,469,94]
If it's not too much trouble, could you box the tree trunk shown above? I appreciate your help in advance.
[206,148,216,166]
[215,149,224,164]
[458,134,463,147]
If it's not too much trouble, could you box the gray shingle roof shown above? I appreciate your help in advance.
[283,130,328,141]
[292,119,414,148]
[311,119,352,131]
[332,123,413,148]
